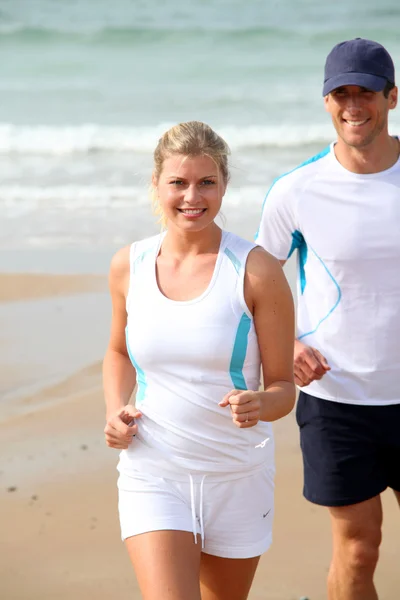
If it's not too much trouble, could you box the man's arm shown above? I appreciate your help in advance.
[257,186,330,387]
[277,260,330,385]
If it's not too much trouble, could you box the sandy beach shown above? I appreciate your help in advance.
[0,273,107,304]
[1,273,399,600]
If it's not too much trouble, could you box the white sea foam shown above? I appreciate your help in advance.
[0,122,341,155]
[0,183,265,249]
[0,185,148,208]
[4,121,399,156]
[0,184,266,210]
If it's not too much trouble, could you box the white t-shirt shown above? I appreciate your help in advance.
[119,230,274,478]
[256,142,400,406]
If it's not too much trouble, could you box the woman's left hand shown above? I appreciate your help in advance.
[219,390,261,428]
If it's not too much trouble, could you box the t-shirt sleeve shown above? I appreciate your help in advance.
[255,176,299,261]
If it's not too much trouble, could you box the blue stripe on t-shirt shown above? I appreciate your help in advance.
[255,145,331,293]
[298,245,342,341]
[258,145,330,216]
[288,229,307,294]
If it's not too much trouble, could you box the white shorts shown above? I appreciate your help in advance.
[117,466,274,559]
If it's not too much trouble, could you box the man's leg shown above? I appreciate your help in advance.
[327,495,382,600]
[296,394,388,600]
[383,402,400,510]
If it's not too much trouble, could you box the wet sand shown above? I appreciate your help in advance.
[0,272,399,599]
[0,273,110,419]
[0,273,107,303]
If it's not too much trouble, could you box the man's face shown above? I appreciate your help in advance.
[324,84,398,149]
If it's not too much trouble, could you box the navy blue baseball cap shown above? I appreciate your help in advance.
[323,38,395,96]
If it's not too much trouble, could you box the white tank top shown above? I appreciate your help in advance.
[119,230,274,478]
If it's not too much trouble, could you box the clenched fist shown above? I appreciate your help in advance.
[219,390,261,428]
[104,405,142,449]
[294,340,330,387]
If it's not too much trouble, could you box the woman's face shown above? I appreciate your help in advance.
[154,154,226,232]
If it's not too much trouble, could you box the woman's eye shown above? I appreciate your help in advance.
[170,180,183,185]
[201,179,215,185]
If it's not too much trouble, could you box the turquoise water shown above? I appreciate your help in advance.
[1,0,400,252]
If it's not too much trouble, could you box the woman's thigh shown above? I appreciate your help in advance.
[126,530,202,600]
[119,469,202,599]
[200,553,260,600]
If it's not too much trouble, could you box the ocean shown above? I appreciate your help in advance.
[1,0,400,270]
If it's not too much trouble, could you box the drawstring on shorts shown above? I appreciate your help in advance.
[188,474,207,549]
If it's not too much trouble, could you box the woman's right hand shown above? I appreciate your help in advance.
[104,405,142,449]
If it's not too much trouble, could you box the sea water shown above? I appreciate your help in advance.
[0,0,399,264]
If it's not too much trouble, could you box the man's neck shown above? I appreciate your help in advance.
[334,135,400,174]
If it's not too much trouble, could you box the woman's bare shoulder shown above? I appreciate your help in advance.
[109,245,131,287]
[245,245,284,282]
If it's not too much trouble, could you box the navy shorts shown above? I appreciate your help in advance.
[296,391,400,507]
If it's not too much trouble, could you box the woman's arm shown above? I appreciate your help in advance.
[103,246,141,448]
[248,246,296,421]
[220,247,296,425]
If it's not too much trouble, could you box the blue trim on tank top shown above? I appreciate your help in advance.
[229,313,251,390]
[125,326,147,404]
[133,247,153,273]
[224,247,241,274]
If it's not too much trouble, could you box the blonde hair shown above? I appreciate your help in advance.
[151,121,230,226]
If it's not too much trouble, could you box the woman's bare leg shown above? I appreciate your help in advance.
[125,530,202,600]
[200,553,260,600]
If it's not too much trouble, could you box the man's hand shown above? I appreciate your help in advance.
[294,340,330,387]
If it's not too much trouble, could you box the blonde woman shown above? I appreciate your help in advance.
[103,121,295,600]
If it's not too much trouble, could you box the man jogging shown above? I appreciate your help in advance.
[256,38,400,600]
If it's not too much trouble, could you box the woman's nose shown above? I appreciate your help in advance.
[184,184,201,203]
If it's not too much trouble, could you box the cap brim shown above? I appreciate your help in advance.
[323,72,389,96]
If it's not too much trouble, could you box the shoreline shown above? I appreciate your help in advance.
[0,272,108,303]
[0,271,110,416]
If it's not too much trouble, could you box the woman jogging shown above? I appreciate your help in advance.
[103,121,295,600]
